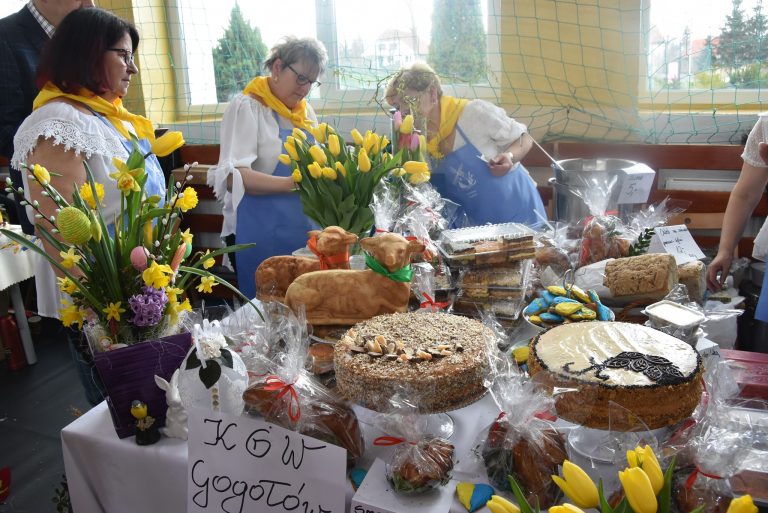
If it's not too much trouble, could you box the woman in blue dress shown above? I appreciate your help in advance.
[385,62,545,227]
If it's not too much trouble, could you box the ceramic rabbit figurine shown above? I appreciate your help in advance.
[155,369,188,440]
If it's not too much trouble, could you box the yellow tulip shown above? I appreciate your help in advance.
[292,127,307,141]
[727,495,758,513]
[311,123,328,143]
[380,135,389,150]
[400,114,414,134]
[284,137,299,160]
[350,128,364,146]
[627,446,663,495]
[150,130,185,157]
[551,460,599,509]
[143,221,154,246]
[335,161,347,177]
[321,167,337,180]
[407,169,430,185]
[278,153,292,165]
[328,134,341,156]
[357,148,371,172]
[32,163,50,185]
[363,131,378,153]
[309,145,328,165]
[550,505,587,513]
[392,167,406,177]
[291,169,302,182]
[308,162,323,179]
[619,467,658,513]
[403,160,429,175]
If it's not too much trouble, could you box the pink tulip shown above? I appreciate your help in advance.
[393,110,402,130]
[409,133,420,151]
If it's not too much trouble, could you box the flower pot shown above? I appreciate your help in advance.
[92,332,192,438]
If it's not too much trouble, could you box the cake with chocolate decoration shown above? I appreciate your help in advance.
[528,322,703,430]
[334,312,491,413]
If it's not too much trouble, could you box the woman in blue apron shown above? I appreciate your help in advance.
[385,62,545,227]
[210,37,328,300]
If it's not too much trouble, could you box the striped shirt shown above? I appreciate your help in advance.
[26,1,54,38]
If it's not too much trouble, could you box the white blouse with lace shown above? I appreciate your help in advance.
[12,102,135,318]
[206,93,318,238]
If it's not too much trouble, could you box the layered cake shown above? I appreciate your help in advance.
[334,312,491,413]
[528,322,703,430]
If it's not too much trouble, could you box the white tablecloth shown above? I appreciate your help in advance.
[0,225,37,291]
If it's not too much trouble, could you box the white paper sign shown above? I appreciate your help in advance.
[187,409,347,513]
[618,163,655,204]
[350,458,454,513]
[647,224,706,265]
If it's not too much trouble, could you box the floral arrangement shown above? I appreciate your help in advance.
[281,122,429,238]
[506,445,757,513]
[0,141,258,350]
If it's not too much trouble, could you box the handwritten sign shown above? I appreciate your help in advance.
[187,408,346,513]
[647,224,705,265]
[618,163,655,205]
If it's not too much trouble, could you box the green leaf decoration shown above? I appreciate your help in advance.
[219,348,234,369]
[198,359,222,389]
[658,455,676,513]
[507,475,539,513]
[629,228,655,256]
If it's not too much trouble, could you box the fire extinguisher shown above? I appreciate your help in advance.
[0,315,26,371]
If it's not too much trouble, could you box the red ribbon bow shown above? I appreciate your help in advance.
[684,466,723,490]
[307,235,349,270]
[373,435,416,446]
[263,375,301,422]
[420,293,450,311]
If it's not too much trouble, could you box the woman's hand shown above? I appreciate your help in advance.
[706,252,732,292]
[488,152,515,177]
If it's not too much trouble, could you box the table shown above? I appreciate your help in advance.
[0,225,39,364]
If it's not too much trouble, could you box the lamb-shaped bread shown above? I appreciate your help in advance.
[256,226,358,302]
[285,232,425,325]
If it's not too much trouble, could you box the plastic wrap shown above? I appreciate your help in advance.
[437,222,536,268]
[410,262,454,312]
[242,305,364,466]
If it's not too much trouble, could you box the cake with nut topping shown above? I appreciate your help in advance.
[334,312,491,413]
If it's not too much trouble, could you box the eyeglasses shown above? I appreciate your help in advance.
[285,63,321,88]
[107,48,134,67]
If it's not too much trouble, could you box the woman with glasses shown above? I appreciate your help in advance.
[11,8,182,405]
[385,62,545,227]
[208,36,327,299]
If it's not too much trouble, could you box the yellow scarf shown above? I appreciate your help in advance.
[242,76,312,129]
[427,95,469,159]
[33,83,184,157]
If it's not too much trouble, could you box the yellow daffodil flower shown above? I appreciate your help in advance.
[328,134,341,156]
[292,127,307,141]
[57,276,78,295]
[79,182,104,209]
[291,169,302,182]
[165,286,183,303]
[550,505,587,513]
[175,298,192,313]
[627,445,663,495]
[309,145,328,165]
[103,301,126,322]
[322,167,337,180]
[180,228,193,246]
[150,131,185,157]
[176,186,198,212]
[59,299,83,328]
[358,148,371,172]
[284,137,299,160]
[551,460,599,509]
[400,114,414,134]
[278,154,292,165]
[56,206,92,245]
[196,275,217,293]
[727,495,758,513]
[32,163,50,185]
[59,248,82,269]
[142,260,173,289]
[202,250,215,269]
[109,157,144,195]
[619,467,657,513]
[335,161,347,177]
[350,128,364,146]
[308,162,323,179]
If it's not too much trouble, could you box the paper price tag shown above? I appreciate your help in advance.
[647,224,705,265]
[618,163,655,204]
[187,408,347,513]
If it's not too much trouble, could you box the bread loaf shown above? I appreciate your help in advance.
[678,261,706,303]
[603,254,678,300]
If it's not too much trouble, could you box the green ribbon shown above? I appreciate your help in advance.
[365,253,413,282]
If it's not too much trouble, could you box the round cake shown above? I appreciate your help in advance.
[334,312,491,413]
[528,322,703,430]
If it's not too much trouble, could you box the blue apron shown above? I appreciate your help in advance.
[234,115,315,299]
[756,271,768,322]
[431,125,545,227]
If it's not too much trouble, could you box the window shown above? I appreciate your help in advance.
[167,0,500,114]
[0,0,27,19]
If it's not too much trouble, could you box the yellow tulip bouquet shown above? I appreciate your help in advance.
[282,123,419,238]
[0,141,258,350]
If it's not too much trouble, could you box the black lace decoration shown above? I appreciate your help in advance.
[563,351,685,386]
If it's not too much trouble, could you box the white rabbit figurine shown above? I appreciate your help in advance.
[155,369,188,440]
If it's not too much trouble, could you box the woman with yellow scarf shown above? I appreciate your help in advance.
[11,8,183,405]
[208,37,327,299]
[385,62,545,227]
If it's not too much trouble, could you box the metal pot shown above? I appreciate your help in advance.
[548,177,623,222]
[553,158,639,185]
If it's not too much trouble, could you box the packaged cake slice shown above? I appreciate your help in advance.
[437,222,536,268]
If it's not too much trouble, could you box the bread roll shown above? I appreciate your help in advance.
[678,261,706,303]
[603,254,678,300]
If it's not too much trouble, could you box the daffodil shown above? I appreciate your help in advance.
[79,182,104,209]
[350,128,364,146]
[180,228,193,246]
[308,145,328,165]
[150,131,185,157]
[291,169,302,182]
[175,298,192,313]
[308,162,323,179]
[202,250,215,269]
[165,286,183,303]
[196,275,217,293]
[284,137,299,160]
[727,495,758,513]
[358,148,371,172]
[627,445,663,495]
[109,157,143,195]
[278,153,292,165]
[175,186,198,212]
[335,161,347,177]
[59,248,82,268]
[551,460,599,509]
[59,300,84,328]
[103,302,126,322]
[619,467,657,513]
[32,163,50,185]
[328,134,341,156]
[550,505,586,513]
[57,276,78,295]
[142,260,173,289]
